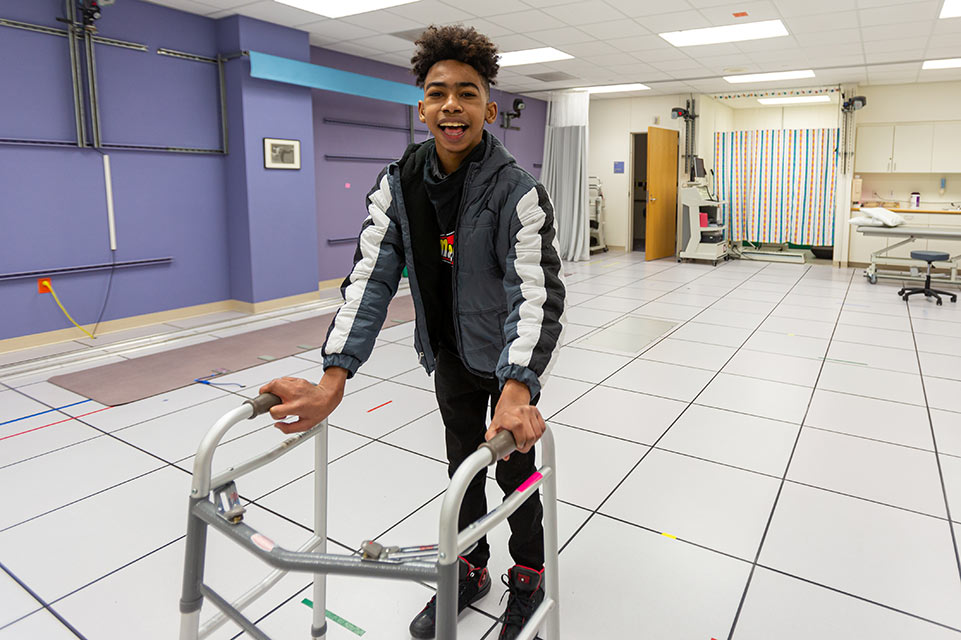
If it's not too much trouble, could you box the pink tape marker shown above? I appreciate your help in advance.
[516,472,543,494]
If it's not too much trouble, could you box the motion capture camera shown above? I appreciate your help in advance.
[79,0,112,26]
[842,96,867,112]
[670,107,688,119]
[501,98,526,129]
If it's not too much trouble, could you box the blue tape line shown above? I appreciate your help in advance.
[0,399,92,427]
[249,51,422,106]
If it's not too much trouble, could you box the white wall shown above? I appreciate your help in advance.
[697,97,733,181]
[732,105,840,130]
[856,81,961,124]
[588,95,686,249]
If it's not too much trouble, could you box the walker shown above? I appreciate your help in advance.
[179,393,561,640]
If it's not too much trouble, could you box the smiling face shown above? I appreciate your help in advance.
[418,59,498,174]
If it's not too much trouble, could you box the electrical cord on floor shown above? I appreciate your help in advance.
[90,249,116,338]
[44,280,96,339]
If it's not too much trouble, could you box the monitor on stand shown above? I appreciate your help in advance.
[691,156,706,182]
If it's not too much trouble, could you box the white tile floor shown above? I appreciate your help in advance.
[2,251,961,639]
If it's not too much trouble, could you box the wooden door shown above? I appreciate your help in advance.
[645,127,679,260]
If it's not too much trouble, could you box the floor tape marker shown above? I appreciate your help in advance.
[0,406,113,441]
[661,532,677,540]
[367,400,392,413]
[301,598,366,636]
[0,399,92,427]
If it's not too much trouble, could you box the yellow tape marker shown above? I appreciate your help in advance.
[661,532,677,539]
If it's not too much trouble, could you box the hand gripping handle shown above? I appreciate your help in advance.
[477,430,517,464]
[244,393,282,419]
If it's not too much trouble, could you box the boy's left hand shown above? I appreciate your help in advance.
[485,380,545,460]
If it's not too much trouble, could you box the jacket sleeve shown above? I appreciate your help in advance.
[496,182,567,399]
[322,168,405,377]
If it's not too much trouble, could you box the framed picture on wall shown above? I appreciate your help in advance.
[264,138,301,169]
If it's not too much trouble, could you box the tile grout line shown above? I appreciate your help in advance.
[725,267,859,640]
[905,297,961,595]
[0,560,89,639]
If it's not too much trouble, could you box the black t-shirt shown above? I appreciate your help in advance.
[422,136,488,353]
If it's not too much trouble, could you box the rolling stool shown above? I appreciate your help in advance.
[898,250,958,306]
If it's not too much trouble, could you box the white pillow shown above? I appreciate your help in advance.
[850,215,884,226]
[859,207,905,227]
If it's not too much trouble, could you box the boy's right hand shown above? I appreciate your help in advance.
[259,367,348,434]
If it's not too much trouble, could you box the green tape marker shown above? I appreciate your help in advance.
[258,355,277,362]
[302,599,366,636]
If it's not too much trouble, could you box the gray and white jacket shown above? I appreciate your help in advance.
[322,132,565,399]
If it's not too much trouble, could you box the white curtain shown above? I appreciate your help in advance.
[542,90,590,261]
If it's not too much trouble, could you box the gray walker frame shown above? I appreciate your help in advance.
[179,393,561,640]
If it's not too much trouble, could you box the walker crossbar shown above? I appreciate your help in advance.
[179,393,561,640]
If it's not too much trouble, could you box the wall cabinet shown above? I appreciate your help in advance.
[855,122,958,173]
[932,123,961,173]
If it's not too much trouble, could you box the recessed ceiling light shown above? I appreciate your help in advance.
[757,95,831,105]
[575,83,651,94]
[724,69,815,83]
[498,47,573,67]
[940,0,961,18]
[922,58,961,69]
[273,0,420,19]
[659,19,788,47]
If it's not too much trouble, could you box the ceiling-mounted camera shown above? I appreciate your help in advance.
[79,0,114,26]
[842,96,867,112]
[501,98,525,129]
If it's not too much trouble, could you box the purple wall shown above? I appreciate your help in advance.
[0,0,231,342]
[0,1,546,342]
[309,48,547,281]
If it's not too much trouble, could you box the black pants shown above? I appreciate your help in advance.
[434,349,544,570]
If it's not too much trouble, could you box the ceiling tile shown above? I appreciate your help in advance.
[808,52,866,66]
[863,36,929,54]
[543,0,629,26]
[697,1,783,24]
[339,11,425,32]
[606,0,696,17]
[559,40,621,57]
[345,34,415,53]
[606,35,673,52]
[774,0,857,16]
[579,20,651,40]
[733,35,799,52]
[586,52,656,67]
[491,33,550,51]
[327,40,391,57]
[527,26,596,46]
[674,42,744,58]
[793,28,861,46]
[384,0,475,24]
[487,8,568,31]
[928,32,961,49]
[860,21,935,42]
[639,10,713,33]
[932,18,961,34]
[444,17,515,37]
[520,0,582,7]
[784,11,860,32]
[859,1,940,26]
[232,0,327,27]
[442,0,530,17]
[637,46,699,62]
[181,0,253,9]
[918,68,961,82]
[856,0,917,7]
[864,49,926,63]
[301,19,377,41]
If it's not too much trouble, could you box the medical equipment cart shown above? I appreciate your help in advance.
[179,393,561,640]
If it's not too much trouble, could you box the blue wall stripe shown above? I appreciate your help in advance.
[248,51,422,106]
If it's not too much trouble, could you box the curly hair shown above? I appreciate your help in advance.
[410,25,499,95]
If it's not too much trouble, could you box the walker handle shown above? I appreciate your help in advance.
[477,430,517,463]
[245,393,282,419]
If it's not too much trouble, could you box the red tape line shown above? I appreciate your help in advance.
[366,400,392,413]
[0,406,114,441]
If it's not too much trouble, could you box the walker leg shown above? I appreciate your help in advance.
[179,498,209,640]
[435,559,460,640]
[540,432,561,640]
[311,424,330,637]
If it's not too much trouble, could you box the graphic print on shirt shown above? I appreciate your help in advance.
[440,231,454,265]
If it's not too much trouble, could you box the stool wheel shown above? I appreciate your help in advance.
[937,299,943,306]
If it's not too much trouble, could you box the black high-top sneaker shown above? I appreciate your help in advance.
[409,557,490,639]
[498,565,545,640]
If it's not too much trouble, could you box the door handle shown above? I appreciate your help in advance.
[650,196,657,202]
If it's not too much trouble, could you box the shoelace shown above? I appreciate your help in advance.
[498,574,537,633]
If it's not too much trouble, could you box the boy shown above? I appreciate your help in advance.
[260,24,565,639]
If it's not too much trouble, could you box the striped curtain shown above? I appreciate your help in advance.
[715,129,839,246]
